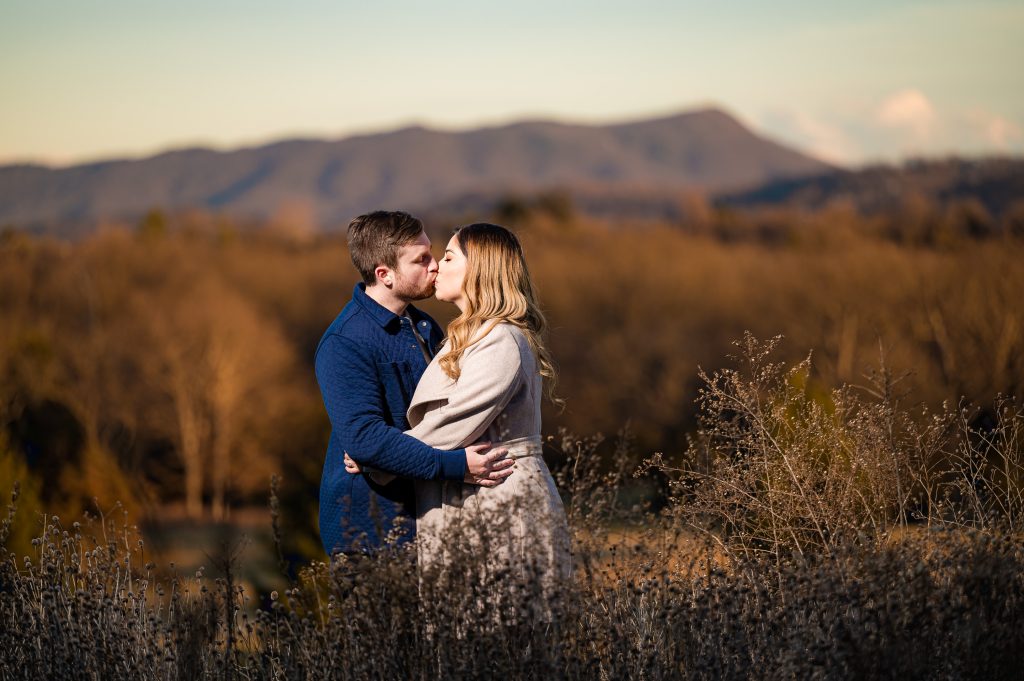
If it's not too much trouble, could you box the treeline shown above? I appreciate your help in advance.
[720,156,1024,243]
[2,201,1023,557]
[1,219,340,557]
[444,157,1024,247]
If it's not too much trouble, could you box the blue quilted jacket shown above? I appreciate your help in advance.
[315,284,467,555]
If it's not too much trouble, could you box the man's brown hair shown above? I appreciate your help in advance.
[346,211,425,285]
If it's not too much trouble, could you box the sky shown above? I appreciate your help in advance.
[1,0,1022,167]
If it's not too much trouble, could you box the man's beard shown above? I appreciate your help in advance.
[395,278,435,302]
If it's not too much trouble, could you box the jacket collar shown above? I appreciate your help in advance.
[353,283,429,329]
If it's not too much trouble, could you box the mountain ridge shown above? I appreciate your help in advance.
[0,107,833,234]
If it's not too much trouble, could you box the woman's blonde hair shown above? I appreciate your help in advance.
[438,223,561,406]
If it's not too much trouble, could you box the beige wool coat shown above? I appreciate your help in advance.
[405,322,571,589]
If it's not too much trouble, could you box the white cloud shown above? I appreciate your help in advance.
[759,109,858,165]
[964,109,1023,150]
[761,89,1024,165]
[874,89,937,141]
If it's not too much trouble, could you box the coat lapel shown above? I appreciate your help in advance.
[407,347,457,427]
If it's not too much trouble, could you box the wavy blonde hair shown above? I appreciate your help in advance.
[438,223,561,407]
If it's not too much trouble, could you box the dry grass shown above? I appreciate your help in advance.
[3,335,1023,680]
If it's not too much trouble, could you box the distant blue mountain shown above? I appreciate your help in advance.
[720,157,1024,220]
[0,107,833,234]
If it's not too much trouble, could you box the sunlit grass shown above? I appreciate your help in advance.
[3,336,1022,680]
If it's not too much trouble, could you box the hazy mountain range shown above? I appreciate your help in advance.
[0,107,832,234]
[721,157,1024,219]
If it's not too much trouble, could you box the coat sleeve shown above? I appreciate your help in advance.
[405,327,524,450]
[315,333,466,481]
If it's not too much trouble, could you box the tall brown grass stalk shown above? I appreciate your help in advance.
[3,335,1023,680]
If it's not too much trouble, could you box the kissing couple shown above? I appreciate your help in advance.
[316,210,571,591]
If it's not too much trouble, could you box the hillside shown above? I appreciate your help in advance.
[720,157,1024,220]
[0,107,831,234]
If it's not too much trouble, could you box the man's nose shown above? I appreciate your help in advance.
[428,257,439,273]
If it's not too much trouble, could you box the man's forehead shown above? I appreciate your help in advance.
[399,234,431,257]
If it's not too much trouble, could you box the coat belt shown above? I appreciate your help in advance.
[443,435,544,507]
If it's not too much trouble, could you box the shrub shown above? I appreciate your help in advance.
[2,336,1022,680]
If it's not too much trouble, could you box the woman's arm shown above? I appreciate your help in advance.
[406,325,525,450]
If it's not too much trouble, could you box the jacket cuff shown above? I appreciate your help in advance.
[440,449,467,480]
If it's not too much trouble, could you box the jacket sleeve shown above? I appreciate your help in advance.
[315,333,466,481]
[406,327,524,450]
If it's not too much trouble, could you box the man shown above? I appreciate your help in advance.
[315,210,513,555]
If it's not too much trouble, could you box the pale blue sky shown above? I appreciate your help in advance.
[2,0,1022,166]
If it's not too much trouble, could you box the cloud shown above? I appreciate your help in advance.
[759,109,857,165]
[761,89,1024,165]
[874,89,937,140]
[964,109,1022,150]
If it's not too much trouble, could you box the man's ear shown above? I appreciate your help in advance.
[374,265,394,288]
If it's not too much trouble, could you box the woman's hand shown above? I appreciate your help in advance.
[343,452,362,474]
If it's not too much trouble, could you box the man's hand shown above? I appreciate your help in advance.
[343,452,362,475]
[464,442,514,487]
[344,452,397,485]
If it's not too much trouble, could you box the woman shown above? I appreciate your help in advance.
[348,223,571,589]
